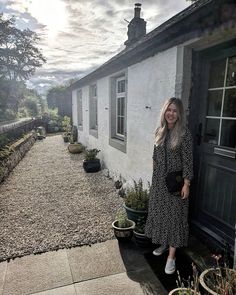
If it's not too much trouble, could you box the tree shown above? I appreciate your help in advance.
[46,85,72,118]
[0,13,46,120]
[0,14,46,81]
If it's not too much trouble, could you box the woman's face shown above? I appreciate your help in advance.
[164,103,178,128]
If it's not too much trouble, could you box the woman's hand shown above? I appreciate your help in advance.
[181,183,190,199]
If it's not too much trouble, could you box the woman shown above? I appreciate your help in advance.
[145,97,193,275]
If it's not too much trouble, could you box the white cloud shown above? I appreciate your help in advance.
[0,0,190,94]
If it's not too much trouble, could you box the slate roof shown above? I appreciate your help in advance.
[69,0,228,90]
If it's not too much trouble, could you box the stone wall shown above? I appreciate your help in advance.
[0,132,36,183]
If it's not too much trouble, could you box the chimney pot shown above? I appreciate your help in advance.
[134,3,141,18]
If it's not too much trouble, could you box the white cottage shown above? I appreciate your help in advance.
[70,0,236,257]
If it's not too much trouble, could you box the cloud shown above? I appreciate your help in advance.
[1,0,190,95]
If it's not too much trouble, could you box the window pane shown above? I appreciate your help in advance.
[118,80,125,93]
[204,119,220,144]
[120,97,125,116]
[206,90,222,116]
[223,89,236,117]
[120,117,124,135]
[226,55,236,86]
[220,120,236,148]
[209,58,226,88]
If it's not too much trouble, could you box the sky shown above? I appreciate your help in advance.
[0,0,191,96]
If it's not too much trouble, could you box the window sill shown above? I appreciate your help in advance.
[109,137,126,153]
[89,129,98,138]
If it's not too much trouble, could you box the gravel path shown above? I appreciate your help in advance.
[0,135,123,262]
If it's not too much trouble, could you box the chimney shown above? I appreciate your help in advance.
[134,3,141,18]
[124,3,146,47]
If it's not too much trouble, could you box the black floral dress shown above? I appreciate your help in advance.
[145,128,193,248]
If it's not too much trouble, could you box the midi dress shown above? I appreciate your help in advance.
[145,128,193,248]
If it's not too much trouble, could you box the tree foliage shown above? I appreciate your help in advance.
[0,14,46,81]
[0,13,46,121]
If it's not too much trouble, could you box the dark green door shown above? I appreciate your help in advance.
[192,45,236,252]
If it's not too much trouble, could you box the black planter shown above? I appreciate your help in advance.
[83,159,101,173]
[133,230,151,248]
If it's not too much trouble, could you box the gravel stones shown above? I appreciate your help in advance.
[0,135,123,262]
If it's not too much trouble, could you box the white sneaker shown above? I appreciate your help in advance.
[152,245,168,256]
[165,258,176,274]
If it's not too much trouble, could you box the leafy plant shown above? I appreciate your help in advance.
[0,146,14,161]
[62,116,71,134]
[115,208,131,228]
[124,179,150,211]
[84,148,100,161]
[176,264,200,295]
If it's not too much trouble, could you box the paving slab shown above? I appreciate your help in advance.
[0,262,7,295]
[3,250,72,295]
[67,240,126,283]
[74,272,146,295]
[30,284,76,295]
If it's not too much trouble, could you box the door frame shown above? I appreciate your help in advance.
[189,39,236,254]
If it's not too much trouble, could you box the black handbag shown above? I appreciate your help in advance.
[165,170,184,193]
[164,139,184,193]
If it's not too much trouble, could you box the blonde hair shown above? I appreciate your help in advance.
[155,97,185,149]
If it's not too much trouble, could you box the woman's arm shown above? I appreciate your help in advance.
[181,129,193,199]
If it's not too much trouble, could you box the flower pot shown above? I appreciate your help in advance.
[199,268,236,295]
[133,230,151,248]
[83,159,101,173]
[168,288,200,295]
[63,135,69,142]
[123,203,148,224]
[112,219,135,241]
[68,143,83,154]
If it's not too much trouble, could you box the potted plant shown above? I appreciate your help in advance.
[83,148,101,173]
[36,126,46,140]
[199,254,236,295]
[61,116,71,142]
[68,138,84,154]
[169,266,200,295]
[112,208,135,241]
[123,179,150,224]
[133,216,150,248]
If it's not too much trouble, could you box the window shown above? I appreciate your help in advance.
[77,89,83,129]
[204,55,236,148]
[116,78,126,137]
[89,84,98,137]
[109,73,127,153]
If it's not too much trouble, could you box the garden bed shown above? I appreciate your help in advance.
[0,132,36,183]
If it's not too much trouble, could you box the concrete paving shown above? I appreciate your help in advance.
[0,239,167,295]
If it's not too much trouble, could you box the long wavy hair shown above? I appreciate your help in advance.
[155,97,185,149]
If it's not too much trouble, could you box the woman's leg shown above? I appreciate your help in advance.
[165,246,176,274]
[168,246,176,259]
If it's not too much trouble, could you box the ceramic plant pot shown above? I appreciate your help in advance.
[68,143,83,154]
[83,159,101,173]
[112,219,135,241]
[199,268,236,295]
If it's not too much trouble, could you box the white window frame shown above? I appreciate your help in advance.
[116,77,126,138]
[89,84,98,138]
[77,89,83,130]
[109,72,127,153]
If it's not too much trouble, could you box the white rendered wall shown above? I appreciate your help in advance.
[72,46,179,185]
